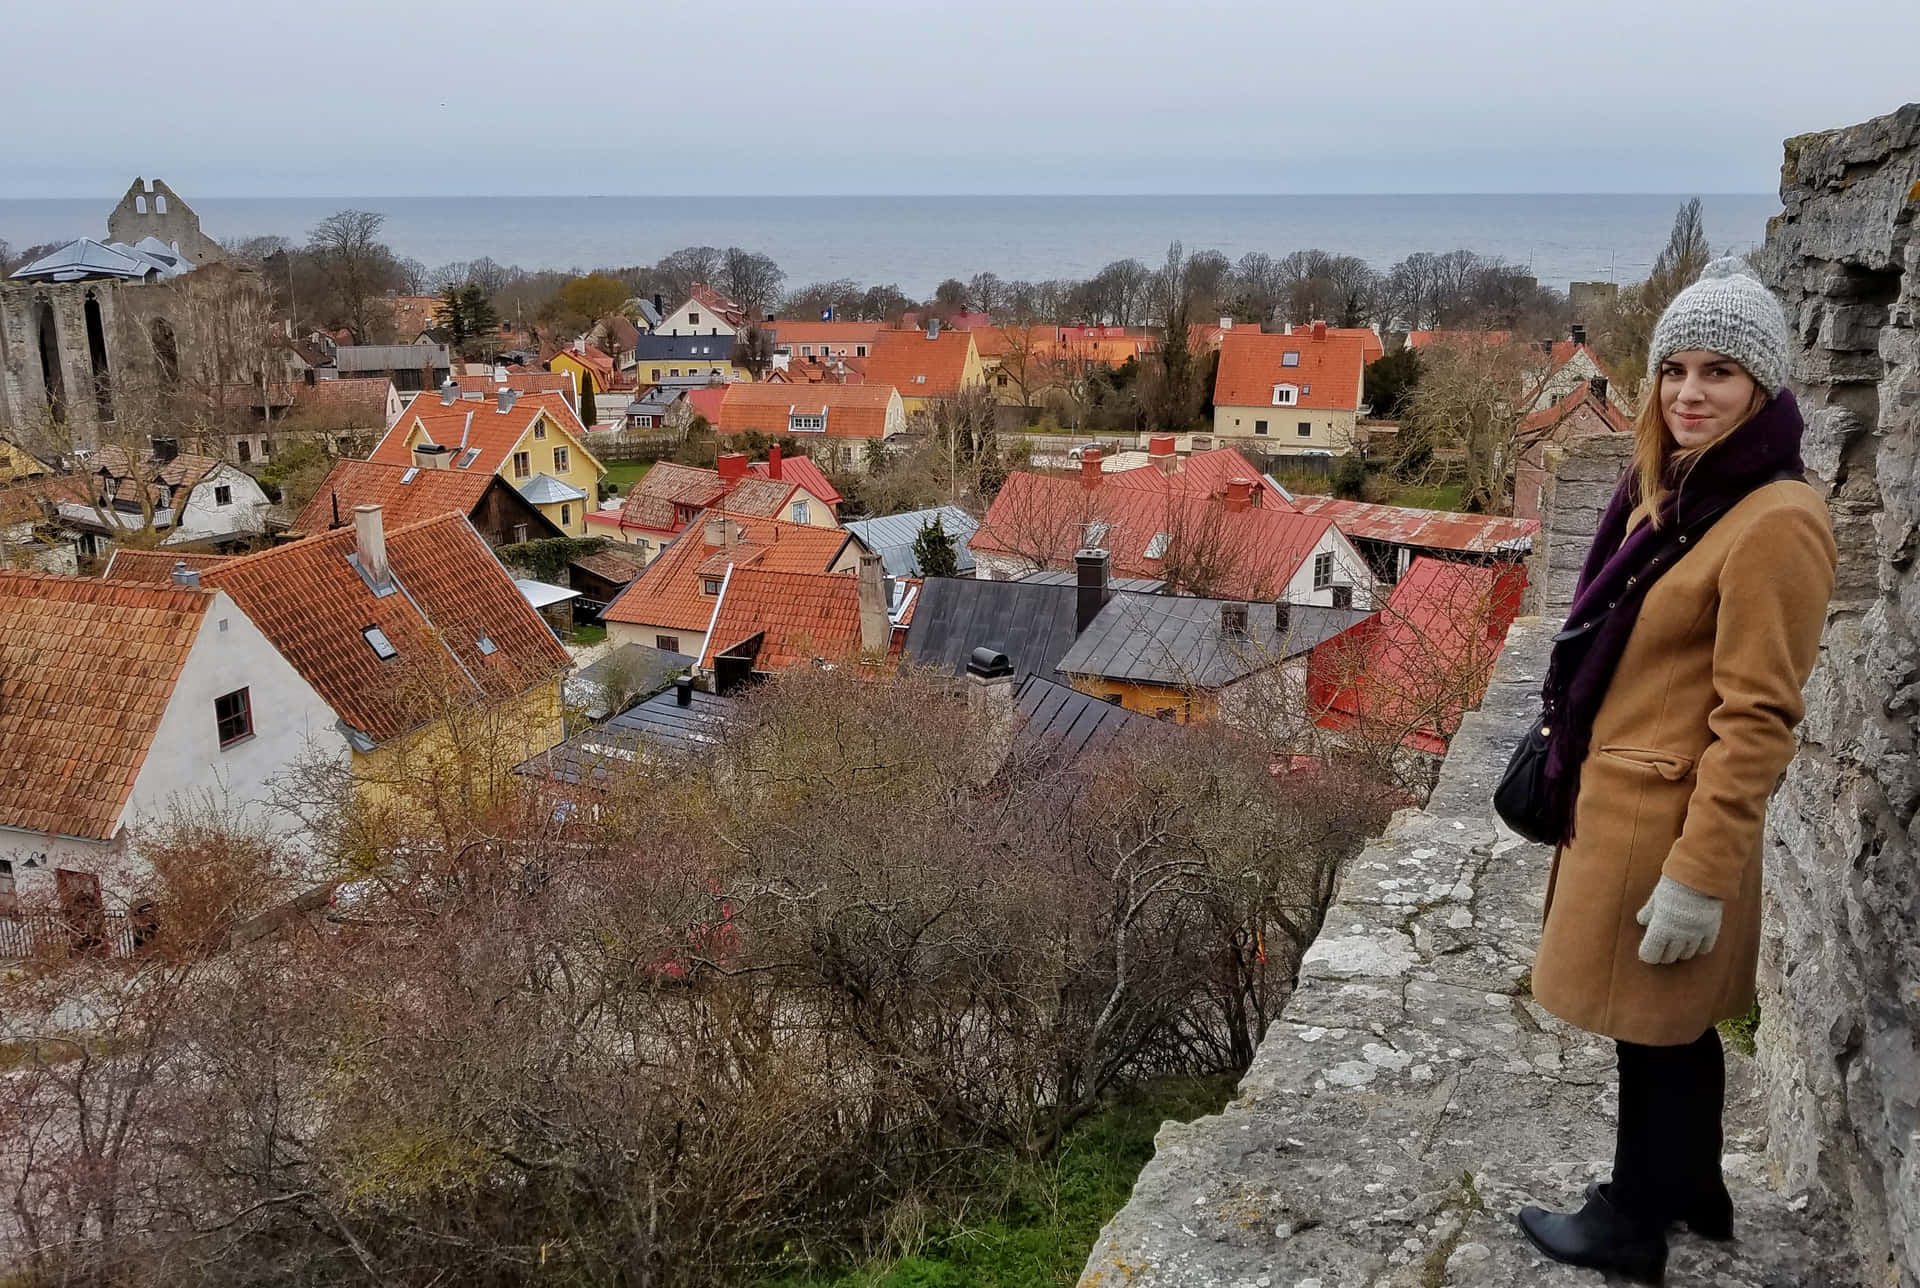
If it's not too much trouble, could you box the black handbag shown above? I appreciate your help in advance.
[1493,707,1559,844]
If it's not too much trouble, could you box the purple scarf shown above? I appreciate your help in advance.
[1537,389,1807,843]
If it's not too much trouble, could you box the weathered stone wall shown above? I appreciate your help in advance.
[1756,102,1920,1288]
[105,178,224,265]
[1523,429,1632,617]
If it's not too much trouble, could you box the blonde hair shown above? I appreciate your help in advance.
[1631,367,1768,527]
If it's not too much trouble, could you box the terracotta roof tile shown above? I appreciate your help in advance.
[289,459,498,535]
[687,284,750,331]
[1518,384,1635,437]
[698,567,863,670]
[719,382,898,440]
[289,377,394,428]
[102,549,236,584]
[602,512,856,634]
[751,452,841,506]
[450,370,574,398]
[1212,330,1366,412]
[861,329,977,398]
[1105,447,1296,510]
[367,391,593,479]
[686,386,728,424]
[0,571,209,839]
[203,513,570,745]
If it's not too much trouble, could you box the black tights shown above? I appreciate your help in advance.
[1610,1027,1728,1222]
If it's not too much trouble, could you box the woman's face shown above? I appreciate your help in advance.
[1658,349,1761,449]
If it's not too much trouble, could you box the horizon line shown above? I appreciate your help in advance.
[0,190,1779,202]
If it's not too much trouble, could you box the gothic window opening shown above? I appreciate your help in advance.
[33,299,66,423]
[85,293,112,422]
[150,319,180,388]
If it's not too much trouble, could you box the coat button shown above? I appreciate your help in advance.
[1609,600,1617,608]
[1627,576,1637,586]
[1540,725,1551,736]
[1679,535,1688,544]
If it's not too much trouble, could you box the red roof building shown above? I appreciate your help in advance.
[586,450,840,552]
[1513,381,1635,522]
[697,567,867,672]
[1307,556,1525,755]
[862,327,982,403]
[1211,324,1369,455]
[288,458,567,546]
[1105,439,1297,510]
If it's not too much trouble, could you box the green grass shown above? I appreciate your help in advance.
[565,624,608,648]
[1376,481,1465,511]
[1718,1001,1760,1056]
[602,460,654,494]
[761,1076,1236,1288]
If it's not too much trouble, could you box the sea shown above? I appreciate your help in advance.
[0,193,1779,296]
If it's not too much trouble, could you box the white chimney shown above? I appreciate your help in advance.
[169,560,200,589]
[353,504,390,587]
[1220,317,1233,331]
[857,552,889,654]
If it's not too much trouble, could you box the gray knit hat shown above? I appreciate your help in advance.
[1646,256,1791,394]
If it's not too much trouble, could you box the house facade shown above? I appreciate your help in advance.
[715,383,908,473]
[656,284,750,338]
[631,334,743,387]
[860,326,984,417]
[1210,323,1368,455]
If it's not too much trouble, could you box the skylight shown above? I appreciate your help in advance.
[363,625,398,660]
[1144,532,1171,559]
[476,635,498,656]
[401,466,419,484]
[457,448,481,469]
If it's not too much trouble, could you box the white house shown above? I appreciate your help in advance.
[0,568,342,915]
[656,283,750,338]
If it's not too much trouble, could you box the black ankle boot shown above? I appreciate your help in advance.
[1517,1182,1668,1284]
[1678,1181,1734,1241]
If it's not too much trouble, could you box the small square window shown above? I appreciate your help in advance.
[656,634,681,652]
[1254,420,1268,435]
[1297,422,1313,437]
[856,345,867,357]
[364,625,398,660]
[214,484,233,506]
[702,577,722,595]
[791,500,809,524]
[688,311,700,326]
[1331,585,1353,609]
[533,422,547,440]
[214,687,252,747]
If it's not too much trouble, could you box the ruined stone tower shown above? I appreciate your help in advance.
[105,178,223,265]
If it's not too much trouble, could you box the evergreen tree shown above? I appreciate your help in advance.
[580,382,598,426]
[434,282,500,357]
[913,515,961,579]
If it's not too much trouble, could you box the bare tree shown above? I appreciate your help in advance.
[719,248,785,318]
[305,209,390,342]
[654,245,725,303]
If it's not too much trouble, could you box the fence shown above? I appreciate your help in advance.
[0,911,142,960]
[585,428,684,463]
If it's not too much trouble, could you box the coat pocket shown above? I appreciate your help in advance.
[1596,744,1696,782]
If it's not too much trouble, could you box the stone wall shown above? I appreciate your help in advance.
[1756,102,1920,1288]
[1523,429,1632,618]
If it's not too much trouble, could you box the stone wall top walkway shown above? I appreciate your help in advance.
[1080,620,1864,1288]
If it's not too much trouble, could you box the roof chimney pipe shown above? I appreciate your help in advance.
[353,504,390,589]
[1224,477,1254,513]
[169,560,200,589]
[857,552,890,654]
[439,378,458,406]
[1075,546,1111,633]
[1079,447,1103,486]
[716,452,748,485]
[768,443,783,480]
[496,387,519,414]
[1570,323,1587,346]
[926,319,940,340]
[675,674,694,707]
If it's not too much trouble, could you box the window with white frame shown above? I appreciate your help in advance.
[791,500,809,524]
[1271,384,1297,406]
[533,421,546,440]
[560,503,571,526]
[656,634,680,652]
[553,446,570,473]
[790,414,825,432]
[1313,551,1334,590]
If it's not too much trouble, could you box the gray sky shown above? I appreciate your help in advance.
[4,0,1914,197]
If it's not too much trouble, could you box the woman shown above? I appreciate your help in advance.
[1515,259,1837,1283]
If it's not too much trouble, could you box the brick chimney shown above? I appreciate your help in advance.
[1079,447,1103,486]
[856,552,890,654]
[1312,320,1327,341]
[1148,435,1176,474]
[717,452,748,484]
[703,514,735,549]
[1075,546,1111,633]
[353,504,390,588]
[768,444,783,480]
[1224,477,1254,513]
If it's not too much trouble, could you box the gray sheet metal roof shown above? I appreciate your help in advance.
[901,577,1081,686]
[565,643,695,718]
[518,473,588,504]
[10,237,193,282]
[632,335,735,361]
[1056,593,1372,688]
[335,344,452,372]
[1014,674,1162,760]
[521,684,739,786]
[842,506,978,577]
[1016,568,1165,594]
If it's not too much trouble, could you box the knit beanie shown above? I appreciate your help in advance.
[1646,256,1791,394]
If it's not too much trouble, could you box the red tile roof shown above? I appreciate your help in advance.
[450,370,574,399]
[767,320,883,348]
[0,571,209,839]
[1308,556,1524,754]
[289,458,499,535]
[1213,329,1367,412]
[1519,383,1635,438]
[752,452,841,506]
[687,386,728,424]
[594,461,730,535]
[688,284,752,331]
[602,512,857,633]
[291,377,395,428]
[1105,446,1296,510]
[368,391,593,479]
[698,567,864,670]
[862,329,977,398]
[386,294,443,338]
[1291,495,1539,555]
[101,549,235,584]
[972,470,1335,599]
[547,343,632,392]
[203,513,570,746]
[718,382,898,440]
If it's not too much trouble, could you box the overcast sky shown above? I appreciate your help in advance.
[4,0,1914,197]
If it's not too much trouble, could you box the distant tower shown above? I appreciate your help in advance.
[106,178,223,264]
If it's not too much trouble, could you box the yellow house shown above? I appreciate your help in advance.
[861,327,985,417]
[203,507,573,810]
[0,435,48,483]
[630,334,743,387]
[372,389,605,536]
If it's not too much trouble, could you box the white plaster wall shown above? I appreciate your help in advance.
[171,464,272,543]
[1281,529,1380,610]
[657,299,739,338]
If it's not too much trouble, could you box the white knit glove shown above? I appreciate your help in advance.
[1635,876,1723,964]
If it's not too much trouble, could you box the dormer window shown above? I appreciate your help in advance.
[702,577,722,595]
[789,414,825,432]
[1271,384,1298,406]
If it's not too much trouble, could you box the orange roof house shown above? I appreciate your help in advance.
[767,320,884,357]
[369,389,605,537]
[586,450,841,555]
[100,549,236,584]
[0,569,340,889]
[1105,439,1298,510]
[1307,555,1524,755]
[600,510,867,655]
[716,384,907,471]
[289,458,567,547]
[546,342,632,398]
[1211,324,1369,455]
[696,565,899,682]
[971,457,1377,606]
[204,509,571,758]
[1512,379,1635,522]
[861,327,984,411]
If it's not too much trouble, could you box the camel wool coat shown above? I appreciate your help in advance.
[1531,478,1836,1046]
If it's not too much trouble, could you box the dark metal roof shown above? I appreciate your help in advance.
[520,683,738,786]
[1056,593,1372,689]
[1016,568,1165,594]
[843,506,979,577]
[631,334,736,361]
[1014,674,1161,760]
[901,577,1082,686]
[565,643,695,717]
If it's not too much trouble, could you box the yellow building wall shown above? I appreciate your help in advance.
[1067,676,1215,724]
[505,411,605,537]
[548,352,602,396]
[349,677,566,808]
[640,360,740,384]
[1212,405,1360,454]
